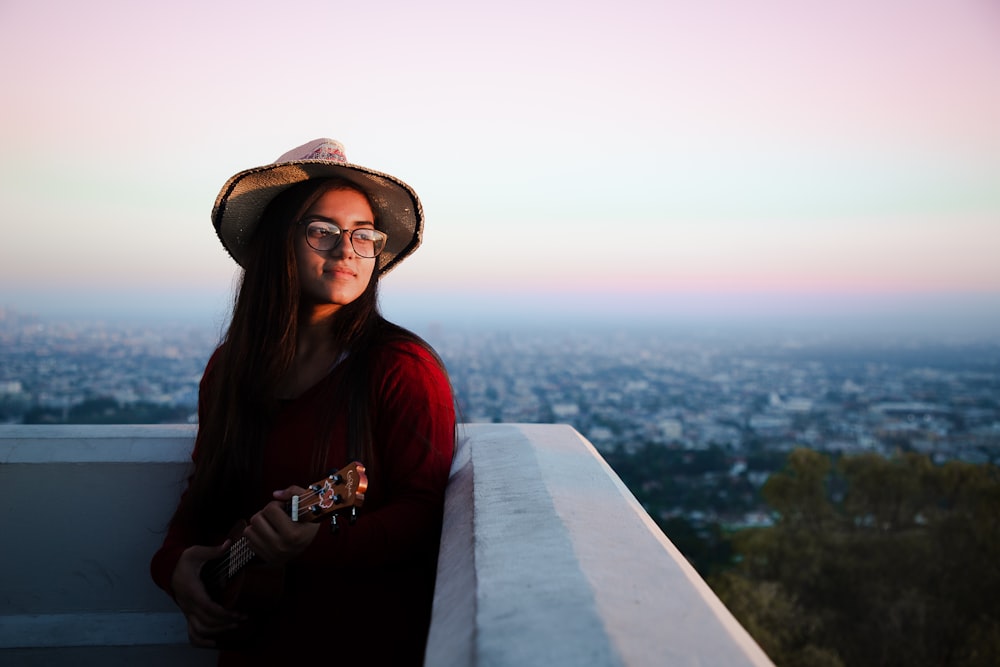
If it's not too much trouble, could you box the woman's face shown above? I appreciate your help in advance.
[294,187,377,315]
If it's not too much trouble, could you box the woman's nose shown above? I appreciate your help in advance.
[330,233,355,258]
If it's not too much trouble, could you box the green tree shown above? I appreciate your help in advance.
[712,448,1000,667]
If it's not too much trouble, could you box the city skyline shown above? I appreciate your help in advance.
[1,0,999,335]
[4,309,997,472]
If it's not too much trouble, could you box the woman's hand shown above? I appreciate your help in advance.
[171,542,246,648]
[244,486,321,566]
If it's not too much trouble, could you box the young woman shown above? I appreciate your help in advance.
[151,139,456,665]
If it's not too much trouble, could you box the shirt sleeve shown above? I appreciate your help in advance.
[296,341,456,568]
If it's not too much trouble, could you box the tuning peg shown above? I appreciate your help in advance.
[350,507,359,525]
[327,470,343,484]
[329,514,340,534]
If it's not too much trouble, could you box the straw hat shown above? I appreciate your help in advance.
[211,138,422,274]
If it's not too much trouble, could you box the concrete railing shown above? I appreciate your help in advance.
[0,424,772,666]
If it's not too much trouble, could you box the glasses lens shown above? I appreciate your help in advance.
[305,221,341,251]
[350,229,387,258]
[302,221,386,257]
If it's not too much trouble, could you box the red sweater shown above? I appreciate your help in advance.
[150,340,456,665]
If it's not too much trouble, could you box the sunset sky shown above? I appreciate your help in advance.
[1,0,998,334]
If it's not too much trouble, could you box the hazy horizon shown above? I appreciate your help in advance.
[4,285,999,343]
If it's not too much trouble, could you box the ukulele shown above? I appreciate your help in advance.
[200,461,368,646]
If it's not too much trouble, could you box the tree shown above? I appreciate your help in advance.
[712,448,1000,666]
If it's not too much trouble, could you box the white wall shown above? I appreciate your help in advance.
[0,424,773,666]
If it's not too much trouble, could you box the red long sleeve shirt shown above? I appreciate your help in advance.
[151,340,456,665]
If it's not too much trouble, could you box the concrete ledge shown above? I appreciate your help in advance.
[427,423,773,666]
[0,612,188,648]
[0,425,213,665]
[0,424,197,463]
[0,424,772,665]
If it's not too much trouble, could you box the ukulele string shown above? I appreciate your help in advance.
[202,488,336,582]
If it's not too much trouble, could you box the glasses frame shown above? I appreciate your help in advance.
[297,218,388,258]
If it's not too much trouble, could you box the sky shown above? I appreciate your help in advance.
[1,0,999,337]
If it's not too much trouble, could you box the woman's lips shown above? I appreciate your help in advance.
[325,265,356,278]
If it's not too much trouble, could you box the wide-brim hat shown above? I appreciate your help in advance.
[211,138,422,274]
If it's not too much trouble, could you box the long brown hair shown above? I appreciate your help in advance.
[172,177,438,541]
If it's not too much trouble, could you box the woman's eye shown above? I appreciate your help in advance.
[309,225,336,237]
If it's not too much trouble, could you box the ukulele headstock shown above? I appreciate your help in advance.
[292,461,367,522]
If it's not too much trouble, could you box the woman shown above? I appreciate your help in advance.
[151,139,456,665]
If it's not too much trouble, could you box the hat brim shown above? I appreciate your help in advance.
[212,160,422,274]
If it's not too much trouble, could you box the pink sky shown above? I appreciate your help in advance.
[1,0,998,327]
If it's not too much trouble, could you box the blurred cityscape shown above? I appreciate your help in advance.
[0,308,216,425]
[4,305,999,460]
[2,306,999,531]
[434,325,1000,465]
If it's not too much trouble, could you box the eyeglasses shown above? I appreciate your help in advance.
[298,219,388,258]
